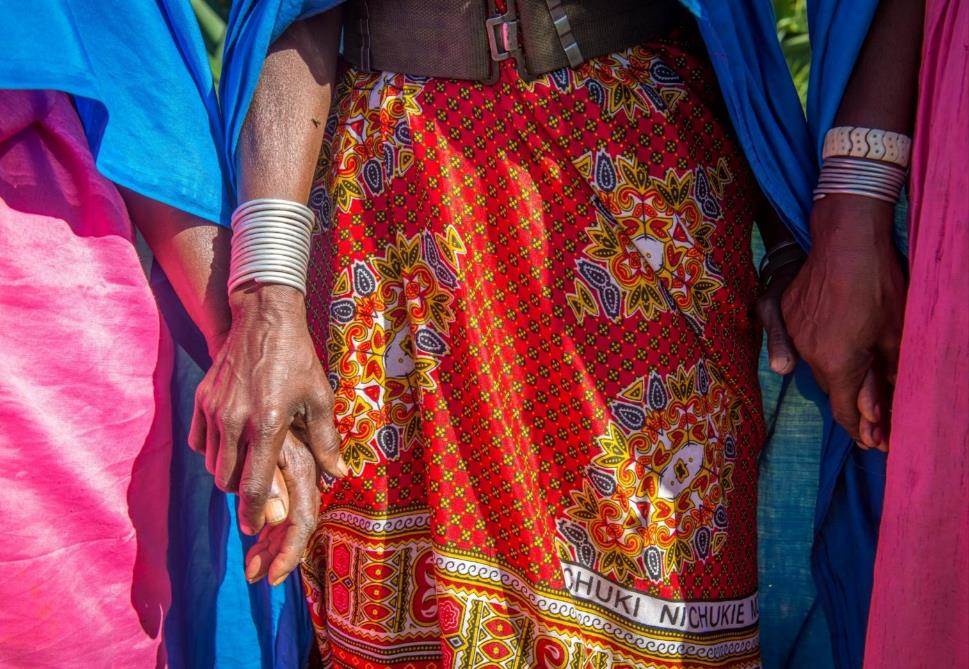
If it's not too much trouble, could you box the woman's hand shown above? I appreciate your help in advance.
[189,283,346,535]
[246,432,321,586]
[781,194,906,446]
[756,250,802,376]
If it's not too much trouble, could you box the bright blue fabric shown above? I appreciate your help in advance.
[684,0,816,248]
[674,3,885,667]
[0,0,229,224]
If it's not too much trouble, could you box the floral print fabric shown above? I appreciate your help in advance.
[303,29,765,668]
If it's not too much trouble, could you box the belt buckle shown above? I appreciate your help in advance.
[485,1,531,82]
[486,10,519,63]
[485,11,520,62]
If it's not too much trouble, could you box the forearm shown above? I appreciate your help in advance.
[232,9,342,323]
[121,187,232,355]
[834,0,924,138]
[755,198,796,251]
[237,9,342,203]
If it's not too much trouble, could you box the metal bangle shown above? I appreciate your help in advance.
[231,232,311,252]
[760,255,804,288]
[232,252,310,272]
[232,252,310,271]
[820,169,906,185]
[228,272,307,295]
[816,179,901,197]
[817,180,901,196]
[228,199,316,293]
[232,214,314,233]
[231,240,311,261]
[232,212,313,233]
[812,189,898,205]
[233,199,314,223]
[234,197,313,214]
[758,240,802,275]
[232,206,313,222]
[232,232,311,252]
[232,244,310,264]
[823,157,907,174]
[230,264,307,284]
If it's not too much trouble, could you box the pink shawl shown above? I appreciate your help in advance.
[0,90,173,667]
[865,1,969,665]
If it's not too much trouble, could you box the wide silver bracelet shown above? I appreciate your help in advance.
[228,198,314,295]
[813,156,908,205]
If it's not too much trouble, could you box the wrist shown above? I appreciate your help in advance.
[229,282,307,324]
[809,194,895,241]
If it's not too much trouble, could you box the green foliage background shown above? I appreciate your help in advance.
[191,0,810,99]
[774,0,810,105]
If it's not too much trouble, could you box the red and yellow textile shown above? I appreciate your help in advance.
[303,29,765,668]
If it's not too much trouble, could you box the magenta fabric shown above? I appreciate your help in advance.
[865,1,969,666]
[0,90,173,667]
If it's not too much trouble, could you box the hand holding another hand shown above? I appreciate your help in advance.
[190,283,347,536]
[781,194,906,450]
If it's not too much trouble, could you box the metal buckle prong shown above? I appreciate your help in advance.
[486,11,520,62]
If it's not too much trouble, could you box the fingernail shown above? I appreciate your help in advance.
[271,573,289,587]
[337,458,350,478]
[245,561,261,584]
[266,499,287,525]
[772,356,792,374]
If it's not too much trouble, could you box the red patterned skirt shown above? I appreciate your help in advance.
[303,28,765,668]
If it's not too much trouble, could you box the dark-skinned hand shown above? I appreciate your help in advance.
[781,194,906,450]
[189,283,347,536]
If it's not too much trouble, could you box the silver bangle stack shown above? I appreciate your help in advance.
[813,126,911,205]
[228,198,315,295]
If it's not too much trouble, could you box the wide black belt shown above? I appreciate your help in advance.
[341,0,686,83]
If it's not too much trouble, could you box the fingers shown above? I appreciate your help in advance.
[188,398,206,454]
[856,368,892,451]
[206,422,220,481]
[215,416,244,491]
[857,368,881,425]
[830,385,862,440]
[244,535,273,584]
[265,467,289,527]
[237,412,290,535]
[757,296,797,375]
[301,391,349,479]
[857,369,878,450]
[268,442,319,586]
[244,436,320,586]
[824,357,870,441]
[877,332,902,386]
